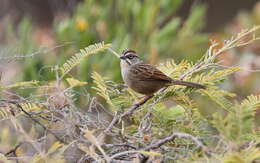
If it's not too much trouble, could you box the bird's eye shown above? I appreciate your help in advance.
[128,55,134,59]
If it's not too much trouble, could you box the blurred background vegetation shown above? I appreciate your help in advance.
[1,0,260,162]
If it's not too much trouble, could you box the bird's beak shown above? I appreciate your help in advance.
[120,55,126,60]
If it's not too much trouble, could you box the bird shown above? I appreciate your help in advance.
[119,49,206,95]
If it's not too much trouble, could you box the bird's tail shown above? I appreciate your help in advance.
[170,79,206,89]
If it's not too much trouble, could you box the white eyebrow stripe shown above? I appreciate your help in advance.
[125,53,132,57]
[124,52,133,56]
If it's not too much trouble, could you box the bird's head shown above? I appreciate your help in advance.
[120,49,142,65]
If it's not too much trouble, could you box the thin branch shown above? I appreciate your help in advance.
[5,142,23,163]
[143,132,205,151]
[110,150,141,160]
[108,48,120,58]
[5,142,23,156]
[0,42,72,60]
[103,143,137,150]
[180,26,260,80]
[104,95,153,134]
[217,64,260,72]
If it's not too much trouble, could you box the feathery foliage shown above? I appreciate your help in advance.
[59,42,111,78]
[212,94,260,143]
[66,77,87,88]
[92,71,115,109]
[0,80,39,90]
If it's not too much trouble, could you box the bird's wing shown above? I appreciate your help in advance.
[130,63,172,82]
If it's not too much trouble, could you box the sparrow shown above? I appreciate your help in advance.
[120,50,206,95]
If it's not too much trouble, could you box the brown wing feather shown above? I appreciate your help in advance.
[130,63,172,82]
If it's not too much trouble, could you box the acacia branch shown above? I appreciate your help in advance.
[180,26,260,80]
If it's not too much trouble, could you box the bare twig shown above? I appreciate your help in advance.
[5,142,23,155]
[143,132,205,151]
[104,95,153,134]
[110,150,142,160]
[5,142,23,163]
[0,42,72,60]
[103,143,137,150]
[108,48,120,58]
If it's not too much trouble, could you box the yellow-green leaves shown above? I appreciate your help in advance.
[30,141,65,163]
[92,72,115,109]
[60,42,111,77]
[66,77,87,88]
[0,80,39,89]
[223,147,260,163]
[83,130,110,162]
[211,94,260,144]
[155,103,185,121]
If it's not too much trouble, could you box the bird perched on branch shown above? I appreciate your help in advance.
[120,50,206,95]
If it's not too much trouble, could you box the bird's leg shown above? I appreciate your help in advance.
[134,95,154,107]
